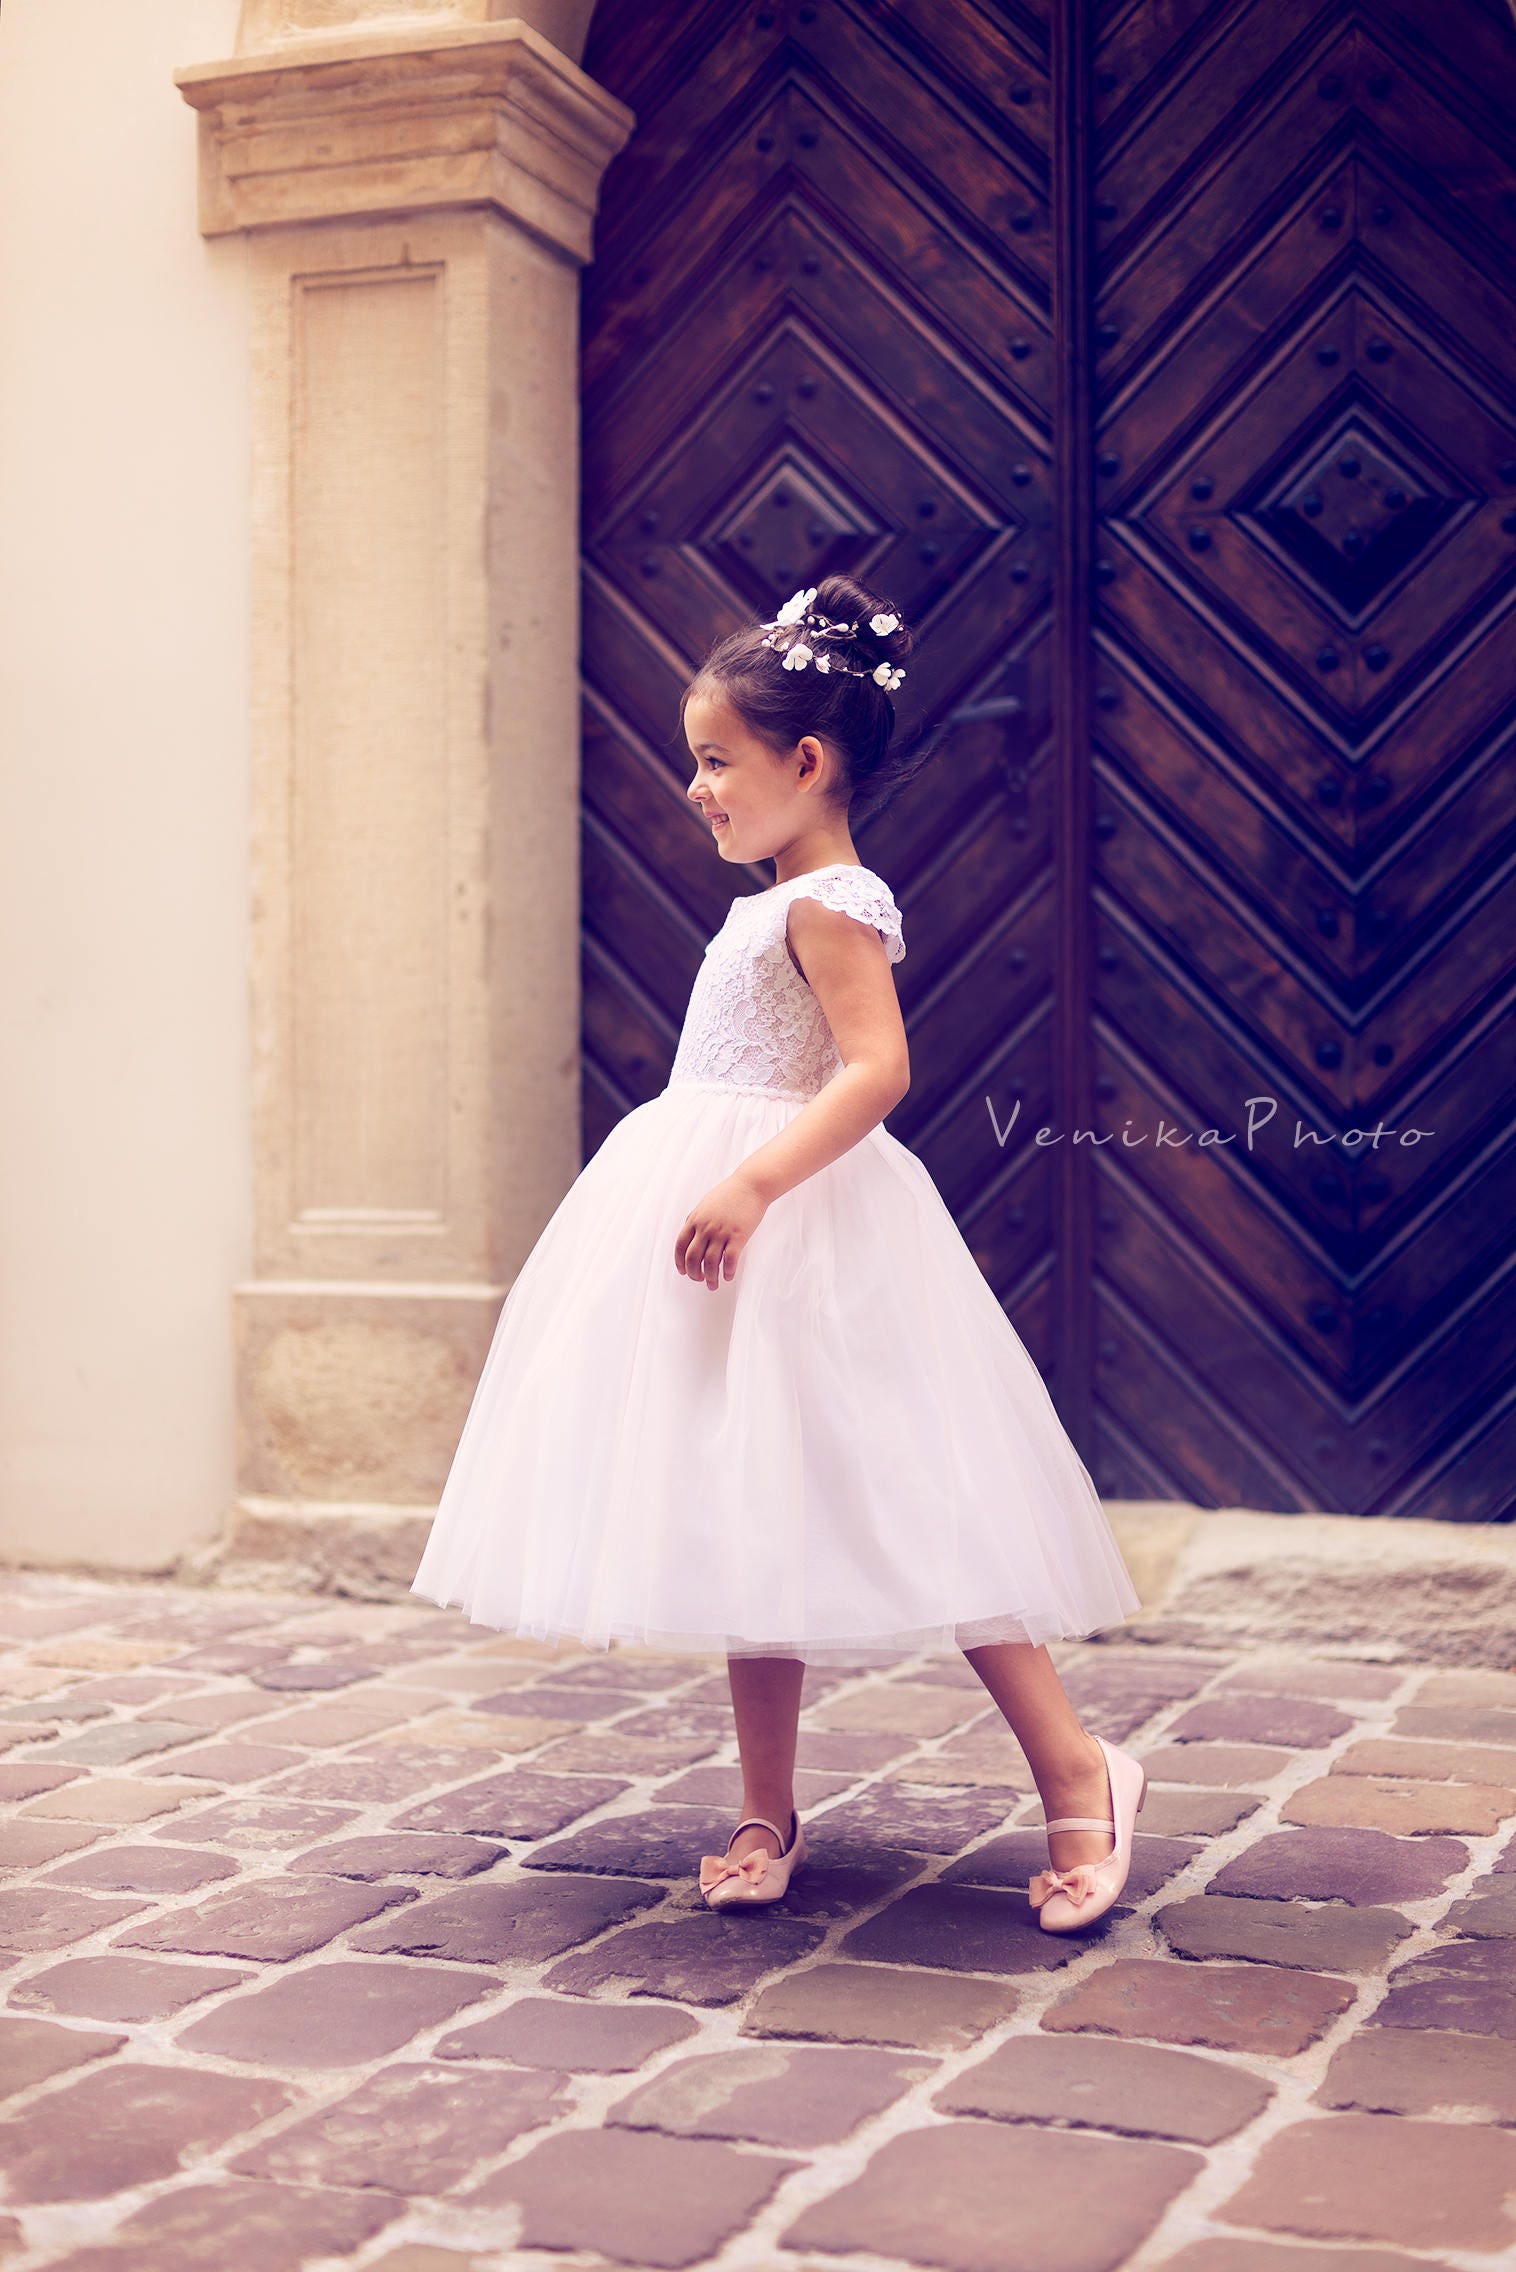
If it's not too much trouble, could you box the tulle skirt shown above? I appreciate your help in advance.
[410,1077,1143,1664]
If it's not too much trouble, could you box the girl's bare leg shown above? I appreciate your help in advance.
[725,1654,805,1863]
[962,1640,1118,1875]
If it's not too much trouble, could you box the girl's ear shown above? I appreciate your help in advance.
[796,732,828,780]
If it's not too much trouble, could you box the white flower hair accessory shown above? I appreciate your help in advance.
[759,588,909,687]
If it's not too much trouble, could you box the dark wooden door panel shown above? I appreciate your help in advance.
[581,0,1516,1517]
[1090,0,1516,1517]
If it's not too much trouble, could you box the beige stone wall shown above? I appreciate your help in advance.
[0,0,628,1581]
[0,0,250,1571]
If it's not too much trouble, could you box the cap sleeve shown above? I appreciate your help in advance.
[788,867,906,966]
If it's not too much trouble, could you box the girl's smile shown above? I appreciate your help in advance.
[682,688,850,874]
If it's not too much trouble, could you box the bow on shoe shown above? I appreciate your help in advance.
[699,1848,772,1896]
[1028,1862,1102,1911]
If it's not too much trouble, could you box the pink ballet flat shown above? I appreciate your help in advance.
[698,1811,807,1909]
[1027,1734,1147,1934]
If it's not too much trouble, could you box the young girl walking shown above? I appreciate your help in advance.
[412,574,1148,1935]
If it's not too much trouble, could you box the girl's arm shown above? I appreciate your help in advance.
[673,900,909,1286]
[744,896,910,1195]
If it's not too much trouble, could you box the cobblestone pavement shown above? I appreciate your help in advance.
[0,1573,1513,2272]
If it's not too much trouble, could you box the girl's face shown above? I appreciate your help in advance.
[684,687,828,863]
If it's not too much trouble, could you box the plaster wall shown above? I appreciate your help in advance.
[0,0,251,1569]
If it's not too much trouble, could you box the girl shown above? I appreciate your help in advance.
[412,574,1148,1935]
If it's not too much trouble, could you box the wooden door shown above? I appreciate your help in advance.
[580,0,1516,1520]
[1088,0,1516,1520]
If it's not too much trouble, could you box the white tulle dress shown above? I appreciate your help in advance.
[411,861,1142,1663]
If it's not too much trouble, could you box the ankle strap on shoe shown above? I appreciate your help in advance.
[1044,1814,1115,1832]
[727,1813,792,1850]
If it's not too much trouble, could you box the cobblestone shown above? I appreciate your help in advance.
[0,1765,83,1802]
[390,1767,628,1839]
[0,1575,1509,2270]
[1366,1935,1516,2036]
[228,2062,568,2194]
[1207,1824,1469,1904]
[1042,1955,1356,2053]
[19,1777,210,1823]
[351,1873,660,1964]
[839,1882,1086,1972]
[1393,1701,1516,1744]
[542,1911,828,2005]
[29,1720,199,1767]
[466,2128,800,2265]
[934,2032,1274,2143]
[155,1742,303,1783]
[1281,1771,1514,1835]
[116,1876,416,1961]
[1441,1874,1516,1935]
[1153,1892,1413,1972]
[0,1887,150,1950]
[0,1820,102,1869]
[800,1784,1021,1853]
[607,2041,930,2146]
[807,1682,988,1738]
[1140,1740,1293,1783]
[1164,1695,1356,1747]
[519,1804,741,1878]
[286,1831,502,1880]
[0,2063,289,2203]
[435,1994,699,2071]
[1220,2110,1516,2250]
[1332,1733,1516,1782]
[35,2178,399,2271]
[175,1959,493,2067]
[153,1798,359,1851]
[0,2014,125,2096]
[42,1844,239,1895]
[1315,2022,1516,2120]
[10,1954,252,2022]
[784,2120,1203,2272]
[743,1959,1019,2049]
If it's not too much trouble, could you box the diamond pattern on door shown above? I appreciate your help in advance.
[1089,0,1516,1518]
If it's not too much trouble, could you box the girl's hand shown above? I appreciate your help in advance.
[674,1172,769,1290]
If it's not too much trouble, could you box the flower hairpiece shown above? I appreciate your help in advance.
[760,588,907,692]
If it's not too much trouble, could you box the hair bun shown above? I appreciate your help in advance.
[811,574,914,668]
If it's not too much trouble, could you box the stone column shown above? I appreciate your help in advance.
[174,1,631,1591]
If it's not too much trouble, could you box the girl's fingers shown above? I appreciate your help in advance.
[675,1215,745,1286]
[677,1221,707,1278]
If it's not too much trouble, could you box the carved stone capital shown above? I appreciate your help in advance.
[174,19,632,262]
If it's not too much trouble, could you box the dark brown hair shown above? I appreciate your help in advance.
[683,574,934,824]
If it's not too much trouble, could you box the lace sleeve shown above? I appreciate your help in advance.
[788,868,906,966]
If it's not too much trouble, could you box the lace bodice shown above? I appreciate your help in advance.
[667,862,905,1102]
